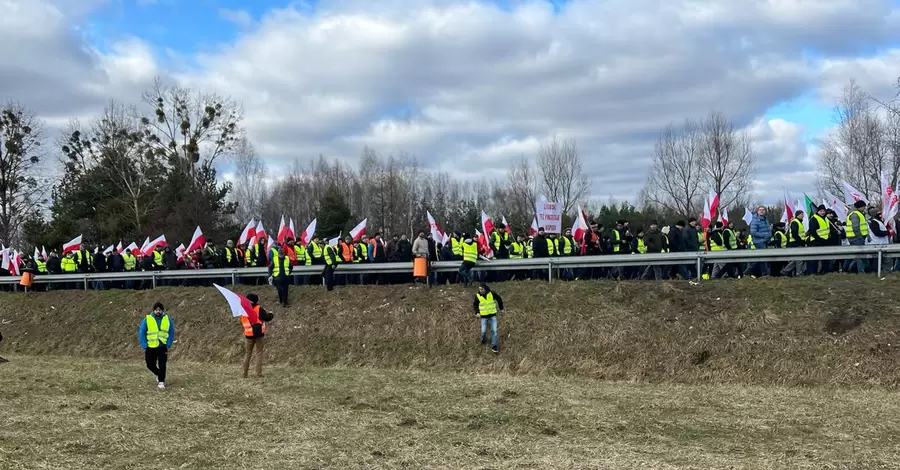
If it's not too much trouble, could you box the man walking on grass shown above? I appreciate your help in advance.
[138,302,174,389]
[473,283,504,354]
[241,293,273,378]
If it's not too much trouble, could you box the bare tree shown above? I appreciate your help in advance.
[535,136,590,215]
[229,137,268,223]
[61,101,164,235]
[0,103,43,246]
[642,121,703,217]
[698,110,756,212]
[819,79,900,201]
[506,156,538,221]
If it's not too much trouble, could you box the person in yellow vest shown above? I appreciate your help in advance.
[473,283,504,354]
[268,245,293,306]
[780,211,808,277]
[843,200,869,274]
[240,293,273,378]
[138,302,174,390]
[508,234,526,280]
[458,233,478,287]
[806,205,832,274]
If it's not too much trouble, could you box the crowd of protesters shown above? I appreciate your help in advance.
[3,201,894,291]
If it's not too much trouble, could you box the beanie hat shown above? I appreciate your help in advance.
[854,200,867,209]
[246,293,259,304]
[152,302,164,311]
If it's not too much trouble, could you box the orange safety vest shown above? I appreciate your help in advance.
[285,245,298,263]
[240,305,266,338]
[339,242,353,262]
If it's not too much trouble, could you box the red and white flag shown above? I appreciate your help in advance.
[277,215,294,243]
[880,172,899,234]
[62,235,82,254]
[41,246,47,259]
[708,190,720,220]
[842,180,868,205]
[143,235,167,256]
[475,229,490,258]
[349,219,367,241]
[742,207,753,226]
[718,205,730,226]
[501,215,512,235]
[328,232,341,247]
[480,212,494,258]
[186,226,205,253]
[123,242,139,254]
[442,232,451,246]
[238,219,256,245]
[175,243,186,262]
[528,217,538,236]
[12,250,21,276]
[301,218,317,245]
[426,211,444,241]
[701,194,713,229]
[782,189,794,223]
[289,218,296,241]
[255,221,267,241]
[572,205,589,254]
[213,283,256,318]
[116,241,123,254]
[33,247,40,260]
[102,245,115,256]
[139,237,151,255]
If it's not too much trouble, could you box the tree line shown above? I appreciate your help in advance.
[3,75,894,250]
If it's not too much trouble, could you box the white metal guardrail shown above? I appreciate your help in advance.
[2,245,897,289]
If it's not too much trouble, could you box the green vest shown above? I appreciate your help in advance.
[812,214,830,240]
[477,292,498,317]
[123,253,136,271]
[845,210,869,238]
[637,239,647,254]
[272,254,291,277]
[509,241,523,259]
[724,229,738,249]
[709,232,725,251]
[451,238,462,256]
[145,314,170,349]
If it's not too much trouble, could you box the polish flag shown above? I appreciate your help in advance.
[62,235,83,254]
[475,229,490,257]
[238,219,256,245]
[213,283,256,319]
[301,218,317,245]
[742,207,753,226]
[528,217,539,236]
[783,189,795,223]
[33,247,40,260]
[143,235,167,256]
[442,232,451,246]
[123,242,139,254]
[41,246,47,259]
[102,245,115,256]
[480,212,494,258]
[708,190,720,221]
[426,211,444,241]
[328,232,341,247]
[880,171,899,234]
[572,205,589,254]
[175,243,186,263]
[349,219,367,241]
[277,215,294,243]
[700,194,713,229]
[255,221,267,241]
[11,250,21,276]
[718,205,730,226]
[116,241,123,254]
[842,180,868,205]
[139,237,151,255]
[501,215,512,235]
[289,218,296,242]
[187,226,206,253]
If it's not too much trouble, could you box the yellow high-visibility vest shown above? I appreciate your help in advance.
[145,314,170,349]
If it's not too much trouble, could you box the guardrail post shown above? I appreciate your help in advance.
[83,275,88,291]
[231,270,237,286]
[548,259,553,283]
[877,248,883,278]
[695,255,702,282]
[152,272,157,289]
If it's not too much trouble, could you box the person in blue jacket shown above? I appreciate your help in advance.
[138,302,175,389]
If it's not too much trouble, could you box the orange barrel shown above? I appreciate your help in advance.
[19,272,33,288]
[413,257,428,277]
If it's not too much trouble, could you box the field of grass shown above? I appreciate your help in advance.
[1,355,899,469]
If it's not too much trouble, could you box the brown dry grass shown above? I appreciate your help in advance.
[1,355,899,469]
[2,276,900,385]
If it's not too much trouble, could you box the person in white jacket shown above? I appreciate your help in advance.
[867,208,891,245]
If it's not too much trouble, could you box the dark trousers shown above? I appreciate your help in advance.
[274,276,290,305]
[324,265,336,291]
[145,346,167,382]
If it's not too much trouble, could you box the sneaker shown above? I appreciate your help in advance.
[157,381,166,390]
[480,338,486,345]
[491,346,499,354]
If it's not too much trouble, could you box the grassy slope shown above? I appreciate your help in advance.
[2,276,900,385]
[1,355,898,470]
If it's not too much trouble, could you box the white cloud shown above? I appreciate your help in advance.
[3,0,900,206]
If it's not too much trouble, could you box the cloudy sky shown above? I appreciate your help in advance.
[2,0,899,205]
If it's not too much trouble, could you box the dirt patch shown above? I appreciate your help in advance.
[824,310,864,336]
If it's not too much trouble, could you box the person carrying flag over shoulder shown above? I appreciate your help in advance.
[473,283,504,354]
[240,293,274,378]
[138,302,174,390]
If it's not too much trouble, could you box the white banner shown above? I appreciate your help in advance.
[535,201,563,233]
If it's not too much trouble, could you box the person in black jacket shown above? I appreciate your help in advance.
[473,283,504,354]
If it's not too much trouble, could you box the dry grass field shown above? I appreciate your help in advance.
[2,355,899,469]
